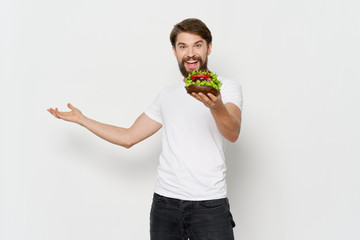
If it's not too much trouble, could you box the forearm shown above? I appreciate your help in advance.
[210,104,241,143]
[78,116,132,148]
[49,105,161,148]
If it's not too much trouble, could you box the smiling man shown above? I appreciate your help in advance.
[173,32,210,76]
[48,18,243,240]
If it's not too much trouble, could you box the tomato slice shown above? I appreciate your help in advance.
[191,74,211,80]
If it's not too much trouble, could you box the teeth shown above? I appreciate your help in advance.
[186,60,198,63]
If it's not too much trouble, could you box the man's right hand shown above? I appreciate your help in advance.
[48,103,85,124]
[47,103,162,148]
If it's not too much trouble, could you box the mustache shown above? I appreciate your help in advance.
[178,55,208,78]
[182,56,202,63]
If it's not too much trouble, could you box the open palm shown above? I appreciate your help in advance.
[47,103,84,124]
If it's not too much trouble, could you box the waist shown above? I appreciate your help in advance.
[153,193,229,205]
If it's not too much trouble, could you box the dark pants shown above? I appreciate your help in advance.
[150,193,236,240]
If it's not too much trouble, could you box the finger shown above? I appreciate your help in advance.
[191,92,203,101]
[53,108,58,118]
[48,108,56,117]
[198,92,212,103]
[207,93,217,101]
[55,108,61,118]
[68,103,74,110]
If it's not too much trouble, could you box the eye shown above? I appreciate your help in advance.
[195,44,202,48]
[179,45,186,49]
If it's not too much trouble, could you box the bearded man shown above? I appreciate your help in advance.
[48,18,243,240]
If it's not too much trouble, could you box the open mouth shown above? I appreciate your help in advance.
[185,60,199,69]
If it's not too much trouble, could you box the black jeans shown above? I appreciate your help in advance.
[150,193,236,240]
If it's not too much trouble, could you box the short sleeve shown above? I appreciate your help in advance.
[221,78,243,111]
[144,92,163,124]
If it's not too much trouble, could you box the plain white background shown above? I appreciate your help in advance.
[1,0,359,239]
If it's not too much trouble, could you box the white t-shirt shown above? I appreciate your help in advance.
[145,77,243,201]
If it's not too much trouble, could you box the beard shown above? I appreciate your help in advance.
[178,55,208,78]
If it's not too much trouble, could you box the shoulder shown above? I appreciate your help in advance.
[218,76,242,88]
[218,76,243,111]
[218,76,242,94]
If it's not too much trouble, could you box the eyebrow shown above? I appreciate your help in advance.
[177,40,204,46]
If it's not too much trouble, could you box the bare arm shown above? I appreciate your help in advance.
[48,103,162,148]
[191,93,242,142]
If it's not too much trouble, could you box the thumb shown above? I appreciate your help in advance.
[67,103,75,110]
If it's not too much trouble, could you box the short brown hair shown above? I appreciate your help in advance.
[170,18,212,47]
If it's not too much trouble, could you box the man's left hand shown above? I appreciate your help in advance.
[191,91,241,142]
[191,92,223,110]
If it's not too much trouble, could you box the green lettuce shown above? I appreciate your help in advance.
[185,70,222,91]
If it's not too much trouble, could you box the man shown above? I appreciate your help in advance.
[48,18,242,240]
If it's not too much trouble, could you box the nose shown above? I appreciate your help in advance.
[186,47,195,58]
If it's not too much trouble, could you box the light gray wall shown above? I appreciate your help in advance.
[1,0,359,239]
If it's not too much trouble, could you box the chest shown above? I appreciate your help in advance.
[160,88,215,129]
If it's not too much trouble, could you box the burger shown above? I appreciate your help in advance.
[185,70,222,96]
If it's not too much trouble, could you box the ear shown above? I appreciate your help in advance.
[207,42,212,55]
[172,46,177,57]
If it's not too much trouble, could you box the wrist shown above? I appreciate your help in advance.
[77,115,87,126]
[210,102,226,113]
